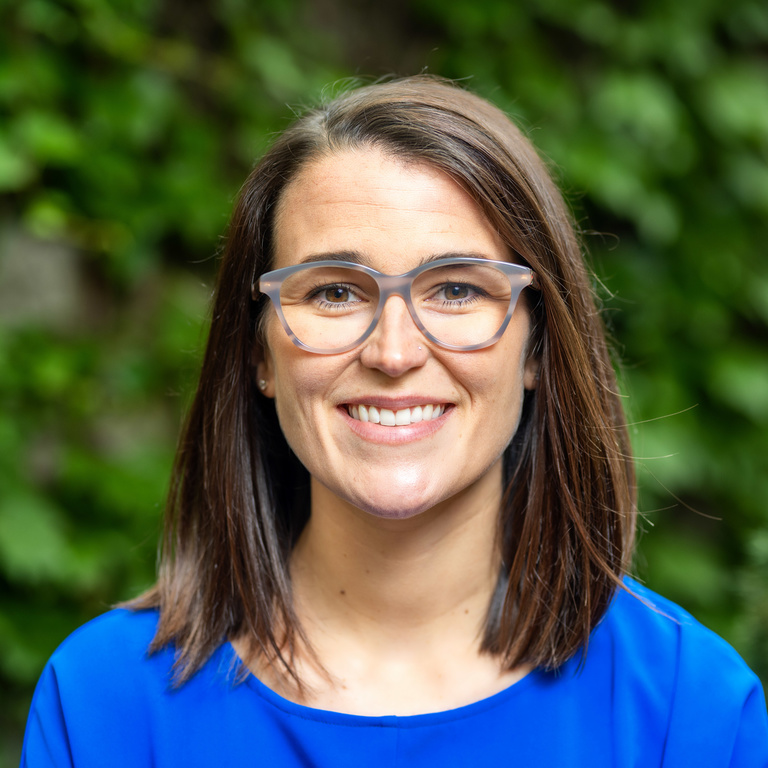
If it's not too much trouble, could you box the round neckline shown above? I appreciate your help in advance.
[228,642,549,729]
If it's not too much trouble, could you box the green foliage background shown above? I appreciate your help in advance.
[1,0,766,762]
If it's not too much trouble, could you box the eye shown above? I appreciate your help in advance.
[308,282,366,309]
[323,285,354,303]
[441,284,472,301]
[433,282,481,303]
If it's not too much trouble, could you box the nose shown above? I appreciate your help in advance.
[359,296,429,376]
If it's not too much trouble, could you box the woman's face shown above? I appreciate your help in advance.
[258,147,538,520]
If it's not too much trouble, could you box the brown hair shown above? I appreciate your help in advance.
[134,75,636,683]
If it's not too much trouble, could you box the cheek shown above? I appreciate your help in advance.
[460,340,531,442]
[461,337,530,401]
[261,315,304,393]
[270,366,318,468]
[265,335,341,455]
[259,326,305,431]
[271,356,313,425]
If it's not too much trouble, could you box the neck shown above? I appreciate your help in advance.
[291,465,503,656]
[252,461,535,715]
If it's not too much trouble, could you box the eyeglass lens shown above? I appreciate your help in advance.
[275,262,521,351]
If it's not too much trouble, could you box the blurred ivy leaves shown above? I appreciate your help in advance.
[1,0,768,763]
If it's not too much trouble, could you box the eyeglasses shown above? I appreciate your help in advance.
[254,257,538,354]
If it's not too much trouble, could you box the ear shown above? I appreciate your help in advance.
[252,339,275,398]
[523,354,540,391]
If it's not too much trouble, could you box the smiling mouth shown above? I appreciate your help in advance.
[346,403,447,426]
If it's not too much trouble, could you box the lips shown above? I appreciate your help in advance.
[347,403,447,426]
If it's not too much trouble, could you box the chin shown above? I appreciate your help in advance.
[353,497,438,520]
[343,479,465,521]
[343,465,446,519]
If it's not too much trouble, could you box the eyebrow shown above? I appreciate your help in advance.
[299,251,373,266]
[419,251,497,266]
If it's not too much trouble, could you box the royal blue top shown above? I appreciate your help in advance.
[21,580,768,767]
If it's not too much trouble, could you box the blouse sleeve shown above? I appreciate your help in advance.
[728,681,768,767]
[19,610,159,768]
[658,601,768,767]
[21,662,74,768]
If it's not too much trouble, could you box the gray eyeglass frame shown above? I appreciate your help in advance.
[253,256,539,354]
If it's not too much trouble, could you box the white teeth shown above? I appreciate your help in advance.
[348,403,446,426]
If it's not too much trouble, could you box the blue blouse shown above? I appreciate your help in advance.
[21,580,768,767]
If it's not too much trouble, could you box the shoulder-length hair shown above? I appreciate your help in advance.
[134,75,636,684]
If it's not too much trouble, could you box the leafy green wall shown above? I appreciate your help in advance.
[1,0,766,762]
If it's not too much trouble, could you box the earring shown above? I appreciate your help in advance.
[258,379,268,391]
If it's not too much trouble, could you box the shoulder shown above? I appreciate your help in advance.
[591,578,768,764]
[603,578,759,693]
[51,607,161,661]
[46,608,167,688]
[38,608,176,722]
[23,609,248,767]
[22,609,171,767]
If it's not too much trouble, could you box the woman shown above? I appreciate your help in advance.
[22,76,767,766]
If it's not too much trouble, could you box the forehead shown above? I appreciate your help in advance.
[271,148,510,273]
